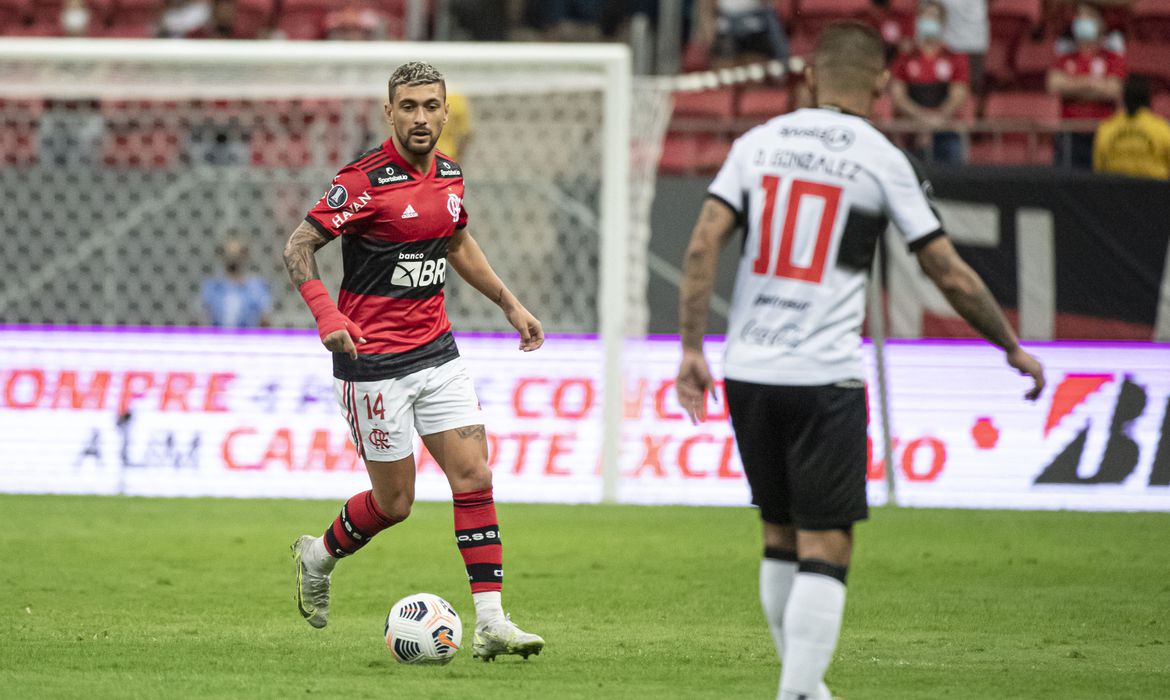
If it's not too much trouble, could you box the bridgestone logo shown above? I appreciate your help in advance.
[391,258,446,287]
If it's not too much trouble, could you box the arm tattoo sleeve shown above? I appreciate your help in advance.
[679,200,734,352]
[282,222,331,288]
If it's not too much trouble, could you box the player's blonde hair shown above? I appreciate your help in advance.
[388,61,446,102]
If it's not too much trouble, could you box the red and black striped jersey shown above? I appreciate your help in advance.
[304,138,469,381]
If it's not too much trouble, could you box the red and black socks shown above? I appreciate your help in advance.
[322,490,401,558]
[453,487,503,594]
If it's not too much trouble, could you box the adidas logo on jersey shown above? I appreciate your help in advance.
[391,257,446,287]
[401,204,419,219]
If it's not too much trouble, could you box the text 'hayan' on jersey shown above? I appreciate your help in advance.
[305,138,469,382]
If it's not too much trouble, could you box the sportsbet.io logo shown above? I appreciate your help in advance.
[391,253,447,288]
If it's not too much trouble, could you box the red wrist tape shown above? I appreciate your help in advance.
[299,280,362,343]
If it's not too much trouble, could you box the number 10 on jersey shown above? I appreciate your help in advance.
[752,176,843,284]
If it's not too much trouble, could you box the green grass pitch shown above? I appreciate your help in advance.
[1,495,1167,699]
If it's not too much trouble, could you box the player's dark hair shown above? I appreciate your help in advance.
[388,61,446,102]
[814,21,886,94]
[1123,74,1151,116]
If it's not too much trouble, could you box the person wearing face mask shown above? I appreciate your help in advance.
[889,1,970,164]
[1046,2,1126,168]
[200,237,272,328]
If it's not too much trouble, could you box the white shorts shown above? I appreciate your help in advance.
[334,357,483,462]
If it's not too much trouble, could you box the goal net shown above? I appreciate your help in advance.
[0,39,661,337]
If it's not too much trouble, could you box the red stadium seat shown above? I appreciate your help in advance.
[1013,40,1056,90]
[0,98,42,166]
[871,94,894,124]
[773,0,794,23]
[1132,0,1170,40]
[0,0,27,31]
[738,87,790,119]
[791,0,870,37]
[1152,92,1170,119]
[970,91,1059,164]
[1126,42,1170,91]
[231,0,274,38]
[659,132,701,175]
[673,88,736,120]
[110,0,161,29]
[983,42,1016,88]
[989,0,1042,46]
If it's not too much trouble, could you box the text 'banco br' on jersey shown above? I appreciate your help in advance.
[305,138,470,382]
[708,107,943,386]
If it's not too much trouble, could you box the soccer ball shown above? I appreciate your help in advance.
[384,593,462,665]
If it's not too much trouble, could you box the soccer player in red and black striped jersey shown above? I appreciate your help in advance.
[284,62,544,661]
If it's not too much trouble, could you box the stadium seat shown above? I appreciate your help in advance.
[278,0,329,39]
[110,0,161,29]
[983,42,1016,88]
[659,132,701,175]
[0,0,27,32]
[738,87,790,120]
[231,0,274,39]
[1013,41,1056,90]
[0,98,42,166]
[773,0,794,23]
[1152,92,1170,119]
[871,94,894,124]
[989,0,1042,47]
[1132,0,1170,40]
[970,91,1059,164]
[1126,42,1170,91]
[791,0,870,37]
[673,88,737,120]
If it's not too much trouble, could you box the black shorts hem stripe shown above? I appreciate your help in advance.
[908,229,946,253]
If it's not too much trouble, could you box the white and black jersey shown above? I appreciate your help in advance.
[708,107,943,385]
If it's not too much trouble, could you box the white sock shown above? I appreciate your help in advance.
[310,536,336,572]
[473,590,504,628]
[760,558,798,658]
[779,572,847,700]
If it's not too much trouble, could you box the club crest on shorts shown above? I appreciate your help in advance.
[327,184,348,209]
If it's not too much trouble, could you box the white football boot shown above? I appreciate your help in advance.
[291,535,335,629]
[472,614,545,661]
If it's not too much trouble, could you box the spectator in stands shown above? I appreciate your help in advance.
[869,0,914,61]
[1093,75,1170,179]
[158,0,211,38]
[936,0,989,92]
[890,1,970,164]
[1053,0,1128,56]
[688,0,789,69]
[200,238,271,328]
[61,0,93,37]
[1047,2,1126,168]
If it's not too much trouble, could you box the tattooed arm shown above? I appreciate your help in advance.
[677,198,739,423]
[283,221,365,358]
[916,235,1046,400]
[282,221,331,287]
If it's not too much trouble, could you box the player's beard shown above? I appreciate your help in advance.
[400,127,440,156]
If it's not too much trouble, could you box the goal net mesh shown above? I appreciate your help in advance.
[0,42,668,336]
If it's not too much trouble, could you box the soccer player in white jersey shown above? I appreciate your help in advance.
[676,23,1045,700]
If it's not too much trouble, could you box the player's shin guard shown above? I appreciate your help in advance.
[453,488,503,594]
[322,490,400,558]
[779,560,848,700]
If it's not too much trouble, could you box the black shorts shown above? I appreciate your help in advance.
[725,379,868,530]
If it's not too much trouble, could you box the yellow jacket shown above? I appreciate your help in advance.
[1093,107,1170,180]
